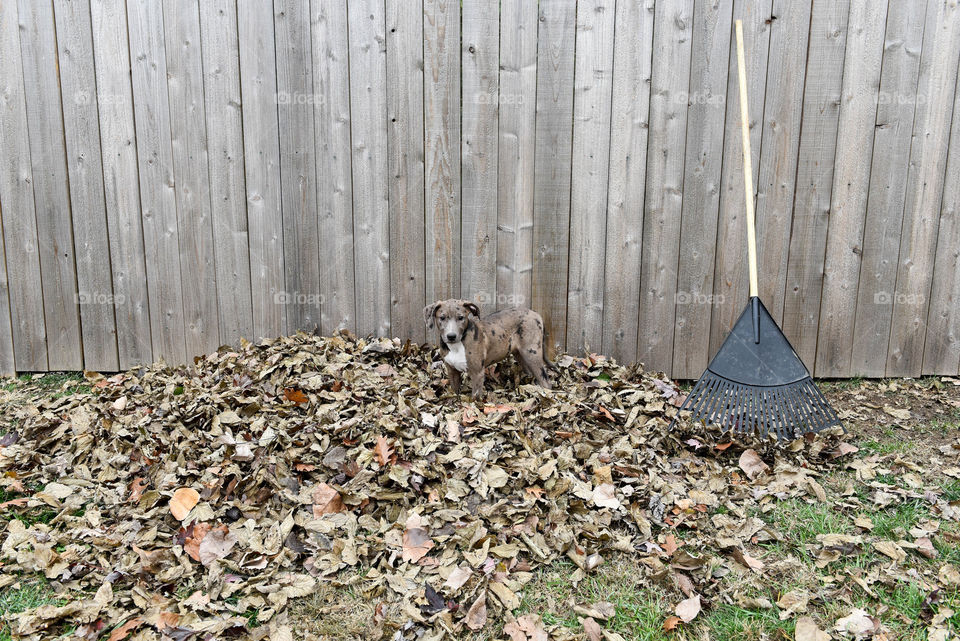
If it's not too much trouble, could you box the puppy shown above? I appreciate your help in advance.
[423,299,553,399]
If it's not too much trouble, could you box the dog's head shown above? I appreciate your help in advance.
[423,299,480,344]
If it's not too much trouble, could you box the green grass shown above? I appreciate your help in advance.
[702,604,795,641]
[516,559,671,641]
[762,499,851,557]
[941,480,960,503]
[867,500,930,539]
[821,376,863,392]
[0,577,65,641]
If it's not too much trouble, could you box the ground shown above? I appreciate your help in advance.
[0,341,958,641]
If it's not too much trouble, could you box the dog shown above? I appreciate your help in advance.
[423,299,554,399]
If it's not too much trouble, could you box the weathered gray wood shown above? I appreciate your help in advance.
[753,0,813,328]
[497,0,538,312]
[90,0,152,369]
[18,0,83,370]
[424,0,460,304]
[850,0,926,376]
[163,0,220,358]
[531,0,575,357]
[670,0,731,378]
[923,62,960,375]
[0,216,13,374]
[637,0,694,372]
[709,0,774,359]
[0,0,46,371]
[54,0,120,371]
[312,0,356,335]
[461,0,500,310]
[887,0,960,377]
[386,0,424,342]
[238,0,286,340]
[811,0,887,376]
[348,0,391,336]
[199,0,254,346]
[782,2,856,371]
[567,0,616,355]
[128,0,187,364]
[274,0,321,333]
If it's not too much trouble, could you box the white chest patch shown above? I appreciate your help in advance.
[443,341,468,372]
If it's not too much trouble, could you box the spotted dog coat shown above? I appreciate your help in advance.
[423,299,554,399]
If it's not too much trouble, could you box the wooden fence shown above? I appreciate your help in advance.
[1,0,959,379]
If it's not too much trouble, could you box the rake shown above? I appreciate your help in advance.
[670,20,842,440]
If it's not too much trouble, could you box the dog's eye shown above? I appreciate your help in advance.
[439,315,446,321]
[457,315,464,321]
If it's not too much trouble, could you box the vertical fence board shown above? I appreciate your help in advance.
[812,0,887,376]
[0,0,46,371]
[19,0,83,370]
[850,0,926,376]
[671,0,732,378]
[348,0,391,336]
[385,0,424,341]
[164,0,220,357]
[54,0,120,372]
[461,0,500,309]
[199,0,254,346]
[923,63,960,375]
[313,0,356,334]
[754,0,813,328]
[532,0,575,356]
[886,0,960,377]
[637,0,694,372]
[424,0,461,303]
[238,0,286,340]
[709,0,773,359]
[90,0,152,369]
[497,0,538,311]
[567,0,616,355]
[0,213,13,374]
[128,0,188,364]
[602,0,656,364]
[783,1,856,371]
[274,0,320,332]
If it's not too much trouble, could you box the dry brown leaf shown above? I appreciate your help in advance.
[312,483,346,516]
[582,617,603,641]
[402,513,434,562]
[283,388,309,404]
[465,592,487,631]
[795,616,830,641]
[107,617,143,641]
[169,488,200,521]
[675,594,701,623]
[663,615,682,631]
[375,435,395,466]
[739,449,770,479]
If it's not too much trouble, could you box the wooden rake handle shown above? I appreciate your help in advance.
[735,20,759,299]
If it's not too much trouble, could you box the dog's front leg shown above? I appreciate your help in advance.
[468,366,485,400]
[445,364,462,394]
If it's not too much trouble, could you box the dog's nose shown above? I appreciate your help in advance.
[446,333,457,342]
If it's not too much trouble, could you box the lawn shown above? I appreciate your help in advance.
[0,350,958,640]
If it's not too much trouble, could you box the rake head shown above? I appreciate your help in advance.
[670,297,842,440]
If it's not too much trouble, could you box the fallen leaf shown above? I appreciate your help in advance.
[583,617,603,641]
[795,616,830,641]
[675,594,701,623]
[402,513,434,562]
[465,592,487,631]
[835,608,877,637]
[739,450,770,480]
[107,618,143,641]
[283,388,309,404]
[169,488,200,521]
[375,435,395,466]
[777,590,809,620]
[312,483,345,516]
[663,615,682,631]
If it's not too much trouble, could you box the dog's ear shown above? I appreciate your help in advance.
[423,302,440,330]
[463,301,480,318]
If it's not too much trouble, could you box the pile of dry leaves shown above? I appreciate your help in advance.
[0,332,948,640]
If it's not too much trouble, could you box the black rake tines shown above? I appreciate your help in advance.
[673,371,842,441]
